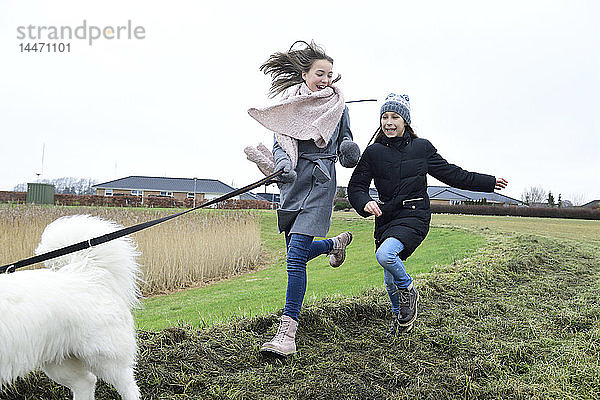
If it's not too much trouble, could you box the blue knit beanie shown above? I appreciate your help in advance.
[380,93,411,125]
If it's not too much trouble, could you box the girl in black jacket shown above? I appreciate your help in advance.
[347,93,508,334]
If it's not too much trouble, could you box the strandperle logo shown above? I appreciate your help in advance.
[16,20,146,46]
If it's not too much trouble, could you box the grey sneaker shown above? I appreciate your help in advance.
[328,231,353,268]
[397,285,418,326]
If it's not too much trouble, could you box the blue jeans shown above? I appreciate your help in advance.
[375,237,412,315]
[283,233,333,321]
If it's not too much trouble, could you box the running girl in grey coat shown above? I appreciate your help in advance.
[247,41,360,356]
[348,93,508,334]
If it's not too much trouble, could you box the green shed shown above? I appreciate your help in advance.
[26,183,55,205]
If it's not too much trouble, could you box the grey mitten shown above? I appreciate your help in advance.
[274,157,297,184]
[244,143,275,176]
[339,140,361,168]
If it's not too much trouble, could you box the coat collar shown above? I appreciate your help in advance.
[380,132,411,151]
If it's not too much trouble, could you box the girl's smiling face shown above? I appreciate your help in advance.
[302,59,333,92]
[381,112,406,137]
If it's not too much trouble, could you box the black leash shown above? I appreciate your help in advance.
[0,170,283,274]
[346,99,377,104]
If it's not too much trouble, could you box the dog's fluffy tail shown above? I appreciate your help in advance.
[35,215,142,308]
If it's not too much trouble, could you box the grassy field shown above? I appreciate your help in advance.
[431,213,600,245]
[136,210,486,329]
[137,211,600,329]
[3,211,600,399]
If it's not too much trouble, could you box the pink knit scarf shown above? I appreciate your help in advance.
[248,83,345,168]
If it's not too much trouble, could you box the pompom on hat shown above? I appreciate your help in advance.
[380,93,411,125]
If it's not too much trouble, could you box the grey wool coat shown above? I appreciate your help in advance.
[273,106,353,237]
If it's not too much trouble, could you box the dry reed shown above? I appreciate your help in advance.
[0,204,262,295]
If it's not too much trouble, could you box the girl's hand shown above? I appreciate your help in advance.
[274,158,297,184]
[364,200,382,217]
[495,178,508,190]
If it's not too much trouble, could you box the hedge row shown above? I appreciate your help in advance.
[430,203,600,220]
[0,191,26,204]
[2,190,597,218]
[333,196,599,220]
[0,191,274,210]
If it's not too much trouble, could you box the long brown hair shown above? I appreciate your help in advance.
[260,40,341,98]
[367,125,418,146]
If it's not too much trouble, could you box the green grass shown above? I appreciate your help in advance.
[431,213,600,245]
[7,210,600,399]
[135,211,485,329]
[8,219,600,399]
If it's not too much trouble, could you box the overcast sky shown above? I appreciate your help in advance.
[1,0,598,204]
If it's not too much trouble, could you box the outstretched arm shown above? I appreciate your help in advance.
[427,141,497,192]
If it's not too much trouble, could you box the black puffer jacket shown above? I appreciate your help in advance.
[348,134,496,260]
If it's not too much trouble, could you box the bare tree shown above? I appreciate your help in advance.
[570,193,588,206]
[13,177,99,195]
[521,186,546,205]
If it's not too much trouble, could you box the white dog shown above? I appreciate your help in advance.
[0,215,142,400]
